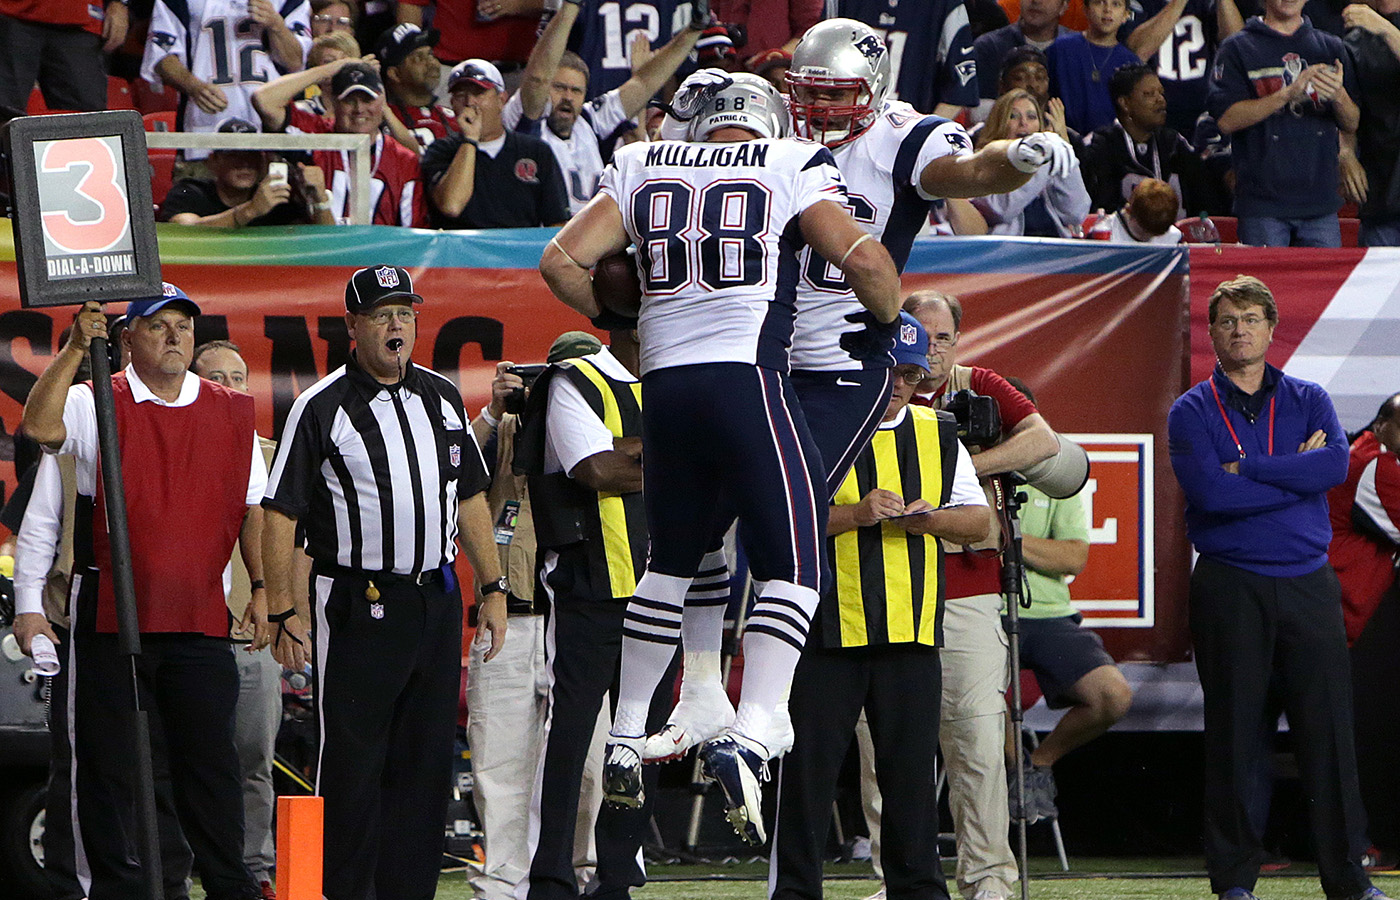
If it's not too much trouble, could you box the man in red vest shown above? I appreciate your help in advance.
[20,285,268,900]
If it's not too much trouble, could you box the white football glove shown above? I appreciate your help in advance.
[669,68,733,121]
[1007,132,1076,179]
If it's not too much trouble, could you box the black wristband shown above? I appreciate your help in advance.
[250,579,266,591]
[267,608,297,623]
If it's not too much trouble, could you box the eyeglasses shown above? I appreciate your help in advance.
[896,369,928,385]
[1212,314,1269,330]
[929,335,957,350]
[313,14,353,26]
[363,308,418,325]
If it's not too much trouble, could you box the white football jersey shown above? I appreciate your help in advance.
[599,138,849,376]
[504,89,633,216]
[790,100,973,372]
[142,0,312,156]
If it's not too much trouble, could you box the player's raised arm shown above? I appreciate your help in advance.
[799,202,901,324]
[539,193,630,317]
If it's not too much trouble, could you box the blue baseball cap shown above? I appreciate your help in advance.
[126,282,201,319]
[891,311,930,370]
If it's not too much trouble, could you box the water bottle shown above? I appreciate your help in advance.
[1192,211,1221,248]
[1086,209,1112,241]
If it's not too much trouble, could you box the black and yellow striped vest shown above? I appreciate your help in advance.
[526,356,647,600]
[820,406,960,649]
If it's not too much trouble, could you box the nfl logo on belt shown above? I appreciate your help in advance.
[899,323,917,346]
[450,444,461,467]
[375,266,399,288]
[371,602,385,619]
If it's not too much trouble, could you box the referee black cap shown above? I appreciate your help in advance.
[346,265,424,313]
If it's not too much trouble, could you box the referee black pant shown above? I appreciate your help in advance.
[528,545,677,900]
[311,568,462,900]
[72,629,254,900]
[1190,557,1370,899]
[772,641,949,900]
[1351,582,1400,856]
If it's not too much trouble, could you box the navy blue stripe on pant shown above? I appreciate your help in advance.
[790,368,893,500]
[641,363,825,589]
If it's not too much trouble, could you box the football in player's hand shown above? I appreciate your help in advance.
[592,251,643,318]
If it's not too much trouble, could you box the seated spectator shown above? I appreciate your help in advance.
[141,0,312,156]
[420,60,569,228]
[504,1,704,214]
[1099,177,1184,242]
[396,0,543,82]
[379,23,458,150]
[1209,0,1357,246]
[746,48,792,93]
[1081,62,1203,216]
[1046,0,1143,134]
[1343,1,1400,246]
[0,0,126,115]
[971,88,1091,235]
[974,0,1074,119]
[1001,376,1134,822]
[311,0,358,37]
[1121,0,1244,138]
[160,119,333,226]
[254,59,424,225]
[296,31,362,117]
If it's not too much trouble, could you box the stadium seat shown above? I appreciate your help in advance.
[107,77,135,111]
[1340,217,1360,248]
[143,112,178,210]
[133,79,179,115]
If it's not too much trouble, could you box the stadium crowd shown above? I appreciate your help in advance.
[1,4,1400,900]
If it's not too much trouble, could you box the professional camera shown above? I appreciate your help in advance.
[943,389,1002,448]
[502,364,547,415]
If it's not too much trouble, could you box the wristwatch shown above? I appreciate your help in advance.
[480,576,508,598]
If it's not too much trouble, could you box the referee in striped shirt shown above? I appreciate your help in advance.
[262,265,507,900]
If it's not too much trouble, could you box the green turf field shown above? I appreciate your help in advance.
[418,860,1400,900]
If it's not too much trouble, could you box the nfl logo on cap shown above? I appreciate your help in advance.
[376,266,400,288]
[162,282,178,297]
[899,322,917,346]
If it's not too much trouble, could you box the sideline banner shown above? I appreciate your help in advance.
[1,225,1189,660]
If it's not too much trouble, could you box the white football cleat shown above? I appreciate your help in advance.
[641,681,735,762]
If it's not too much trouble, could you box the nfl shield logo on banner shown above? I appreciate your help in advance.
[450,444,461,467]
[376,266,399,288]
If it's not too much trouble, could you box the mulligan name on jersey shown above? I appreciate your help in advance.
[644,141,773,168]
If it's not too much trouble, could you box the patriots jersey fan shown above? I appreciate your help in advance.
[568,0,693,99]
[832,0,980,112]
[1124,0,1220,136]
[792,101,973,371]
[142,0,312,152]
[598,138,850,375]
[504,89,634,215]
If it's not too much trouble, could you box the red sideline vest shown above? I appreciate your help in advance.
[90,374,255,636]
[1327,431,1400,644]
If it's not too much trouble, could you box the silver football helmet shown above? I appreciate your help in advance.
[688,72,791,141]
[787,18,892,146]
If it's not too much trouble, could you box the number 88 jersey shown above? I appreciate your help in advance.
[598,137,851,377]
[142,0,313,153]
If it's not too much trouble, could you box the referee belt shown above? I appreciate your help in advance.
[314,561,446,588]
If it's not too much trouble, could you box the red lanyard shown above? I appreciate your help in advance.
[1210,378,1274,458]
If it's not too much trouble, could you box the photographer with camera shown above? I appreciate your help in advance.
[856,290,1058,900]
[464,333,604,900]
[512,320,675,900]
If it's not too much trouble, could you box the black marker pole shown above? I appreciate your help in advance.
[88,333,164,900]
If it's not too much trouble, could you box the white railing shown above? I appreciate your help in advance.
[144,131,373,225]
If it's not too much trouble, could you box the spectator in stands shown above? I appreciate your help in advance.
[160,119,334,226]
[694,24,742,71]
[142,0,312,153]
[1342,0,1400,246]
[971,89,1091,235]
[1098,177,1186,241]
[505,0,705,215]
[1081,62,1203,215]
[974,0,1073,117]
[379,23,458,150]
[0,0,126,114]
[1122,0,1245,137]
[1046,0,1143,134]
[969,0,1013,35]
[746,48,792,92]
[1208,0,1358,246]
[558,0,707,99]
[833,0,981,116]
[296,31,362,117]
[311,0,357,37]
[1000,376,1134,821]
[713,0,821,56]
[254,59,425,225]
[420,60,569,228]
[1328,393,1400,873]
[397,0,542,86]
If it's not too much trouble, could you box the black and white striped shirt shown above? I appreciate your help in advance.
[263,356,489,575]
